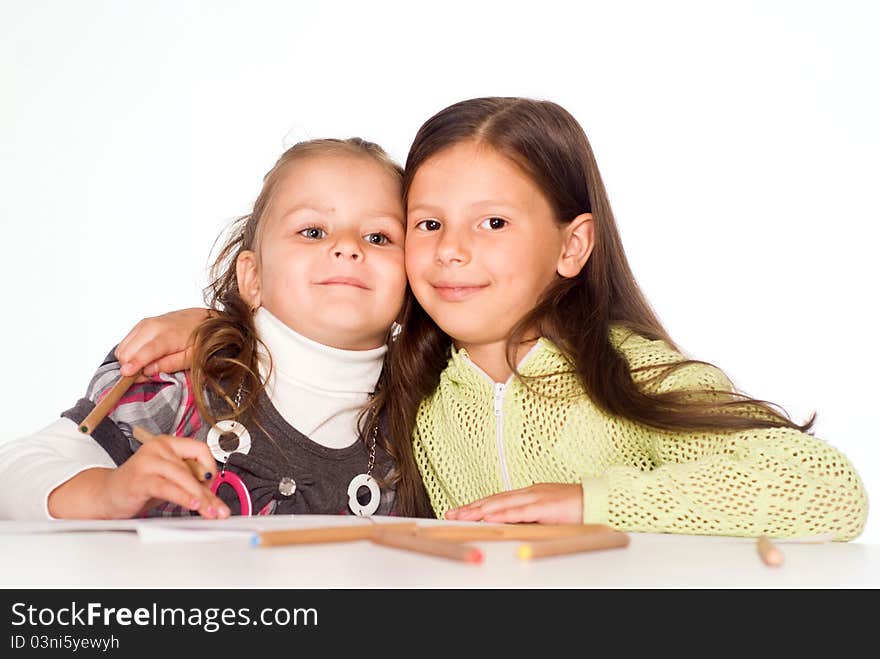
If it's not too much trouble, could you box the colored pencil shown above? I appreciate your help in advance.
[252,522,418,547]
[517,528,630,560]
[757,535,784,567]
[371,529,483,564]
[417,523,613,542]
[78,375,137,435]
[131,425,210,483]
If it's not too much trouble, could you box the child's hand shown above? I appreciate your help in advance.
[444,483,583,524]
[116,308,211,379]
[101,433,230,519]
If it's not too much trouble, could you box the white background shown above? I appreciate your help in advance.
[1,1,876,541]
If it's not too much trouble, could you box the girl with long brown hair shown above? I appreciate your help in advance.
[399,97,867,540]
[0,137,432,520]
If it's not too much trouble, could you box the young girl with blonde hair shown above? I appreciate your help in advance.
[0,137,432,520]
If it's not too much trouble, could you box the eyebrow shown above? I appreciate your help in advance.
[280,205,403,223]
[368,212,405,224]
[408,200,520,215]
[274,206,322,226]
[279,203,333,218]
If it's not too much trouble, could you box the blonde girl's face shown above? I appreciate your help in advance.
[239,153,406,350]
[405,140,575,349]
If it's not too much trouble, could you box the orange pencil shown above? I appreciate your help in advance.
[252,522,418,547]
[131,425,210,483]
[757,536,784,567]
[417,523,612,542]
[371,530,483,564]
[78,375,137,435]
[517,529,630,560]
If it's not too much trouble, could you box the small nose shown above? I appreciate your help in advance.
[435,227,468,266]
[332,234,363,261]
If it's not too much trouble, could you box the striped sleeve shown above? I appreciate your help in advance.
[61,348,204,465]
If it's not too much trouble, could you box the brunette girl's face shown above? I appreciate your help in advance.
[238,153,406,350]
[405,140,588,349]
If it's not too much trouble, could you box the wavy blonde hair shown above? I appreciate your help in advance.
[188,138,431,515]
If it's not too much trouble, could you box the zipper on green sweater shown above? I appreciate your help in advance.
[494,382,512,490]
[458,351,514,492]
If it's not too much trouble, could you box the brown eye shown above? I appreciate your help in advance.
[480,217,508,230]
[416,219,441,231]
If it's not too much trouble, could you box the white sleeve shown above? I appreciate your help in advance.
[0,418,116,520]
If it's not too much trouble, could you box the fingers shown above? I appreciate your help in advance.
[482,505,543,524]
[137,478,226,520]
[138,475,209,515]
[146,347,193,377]
[445,484,584,524]
[152,437,229,518]
[115,317,146,364]
[159,434,218,481]
[447,490,538,521]
[129,437,229,518]
[481,506,577,525]
[116,308,206,377]
[116,316,163,371]
[118,336,175,377]
[140,448,209,501]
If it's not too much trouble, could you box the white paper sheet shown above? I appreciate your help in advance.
[0,514,421,543]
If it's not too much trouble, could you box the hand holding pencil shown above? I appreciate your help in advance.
[97,427,229,520]
[49,427,229,520]
[131,426,212,485]
[73,372,228,519]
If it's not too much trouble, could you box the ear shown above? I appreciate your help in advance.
[557,213,594,278]
[236,250,262,310]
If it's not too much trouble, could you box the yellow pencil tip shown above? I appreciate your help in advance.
[517,545,532,560]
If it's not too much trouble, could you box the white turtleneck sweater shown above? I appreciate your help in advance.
[254,306,386,449]
[0,307,387,519]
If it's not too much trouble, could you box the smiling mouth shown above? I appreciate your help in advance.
[431,283,488,301]
[317,277,369,290]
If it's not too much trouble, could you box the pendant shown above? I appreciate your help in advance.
[210,468,253,516]
[347,473,380,517]
[206,420,252,463]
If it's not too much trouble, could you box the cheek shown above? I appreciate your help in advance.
[373,252,407,292]
[487,243,553,300]
[483,248,522,284]
[385,262,408,293]
[518,234,559,280]
[404,246,428,283]
[260,249,309,295]
[404,233,432,261]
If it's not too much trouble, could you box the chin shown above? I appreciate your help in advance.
[322,321,387,346]
[434,323,495,347]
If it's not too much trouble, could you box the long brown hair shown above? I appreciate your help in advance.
[390,96,814,448]
[189,137,432,517]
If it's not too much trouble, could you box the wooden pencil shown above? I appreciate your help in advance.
[517,529,630,560]
[131,425,210,483]
[417,523,613,542]
[78,374,137,435]
[757,535,784,567]
[371,529,484,564]
[252,522,418,548]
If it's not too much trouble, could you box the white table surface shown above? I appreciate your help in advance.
[0,515,875,588]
